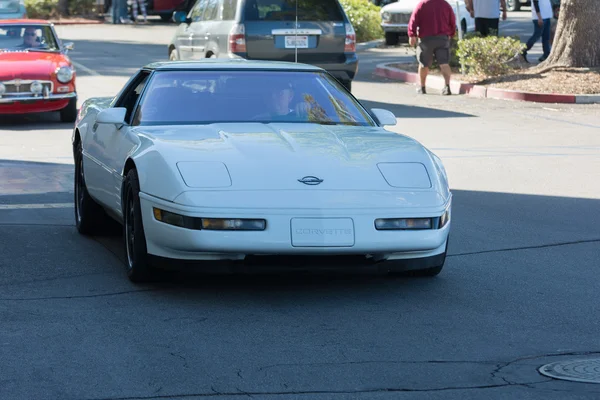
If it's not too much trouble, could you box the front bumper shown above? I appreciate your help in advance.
[139,192,451,262]
[0,93,76,114]
[381,23,409,34]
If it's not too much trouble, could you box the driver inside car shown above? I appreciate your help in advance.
[267,81,310,120]
[20,27,41,48]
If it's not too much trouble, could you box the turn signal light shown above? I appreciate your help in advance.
[153,208,266,231]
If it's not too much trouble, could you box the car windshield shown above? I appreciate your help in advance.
[0,0,21,13]
[135,70,376,127]
[0,24,60,52]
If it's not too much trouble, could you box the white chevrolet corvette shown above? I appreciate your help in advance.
[72,60,452,282]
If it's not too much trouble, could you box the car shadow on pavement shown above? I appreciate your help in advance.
[360,99,476,119]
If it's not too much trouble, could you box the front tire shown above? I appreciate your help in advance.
[123,168,154,283]
[74,141,107,235]
[169,47,179,61]
[60,97,77,123]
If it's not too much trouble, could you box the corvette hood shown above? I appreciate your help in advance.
[134,123,440,192]
[0,52,69,81]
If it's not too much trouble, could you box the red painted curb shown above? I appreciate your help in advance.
[374,63,590,104]
[486,87,576,103]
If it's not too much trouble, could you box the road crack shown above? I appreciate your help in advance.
[448,238,600,257]
[78,350,600,399]
[0,288,164,301]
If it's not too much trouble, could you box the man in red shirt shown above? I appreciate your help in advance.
[408,0,457,95]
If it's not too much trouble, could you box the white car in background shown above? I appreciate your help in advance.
[380,0,475,46]
[72,60,452,283]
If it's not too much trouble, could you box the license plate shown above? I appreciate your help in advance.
[291,218,355,247]
[285,35,308,49]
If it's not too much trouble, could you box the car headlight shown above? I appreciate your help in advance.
[56,66,74,83]
[381,11,391,22]
[30,81,43,94]
[0,83,5,96]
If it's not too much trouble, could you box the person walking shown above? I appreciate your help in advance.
[131,0,148,24]
[407,0,456,95]
[522,0,553,63]
[465,0,507,37]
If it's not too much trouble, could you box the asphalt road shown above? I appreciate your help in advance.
[1,13,600,400]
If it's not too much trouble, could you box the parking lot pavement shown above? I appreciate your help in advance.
[1,19,600,400]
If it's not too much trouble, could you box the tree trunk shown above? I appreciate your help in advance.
[538,0,600,69]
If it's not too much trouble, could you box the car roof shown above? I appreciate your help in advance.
[145,59,324,72]
[0,19,52,25]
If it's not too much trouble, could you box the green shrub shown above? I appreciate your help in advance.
[24,0,59,19]
[339,0,384,43]
[68,0,99,16]
[456,34,525,77]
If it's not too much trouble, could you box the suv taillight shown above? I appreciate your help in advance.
[344,23,356,53]
[228,23,246,53]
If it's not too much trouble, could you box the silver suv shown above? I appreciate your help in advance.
[168,0,358,91]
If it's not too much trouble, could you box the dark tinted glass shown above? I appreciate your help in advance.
[137,70,375,126]
[243,0,344,21]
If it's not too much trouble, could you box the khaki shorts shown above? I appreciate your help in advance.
[417,35,451,67]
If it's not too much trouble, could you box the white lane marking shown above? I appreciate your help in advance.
[71,60,100,77]
[0,203,74,210]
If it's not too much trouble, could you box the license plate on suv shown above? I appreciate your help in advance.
[284,35,309,48]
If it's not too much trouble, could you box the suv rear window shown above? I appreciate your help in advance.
[243,0,344,21]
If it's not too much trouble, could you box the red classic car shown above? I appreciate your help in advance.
[0,19,77,122]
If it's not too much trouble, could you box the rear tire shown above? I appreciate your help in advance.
[60,97,77,123]
[385,32,399,46]
[123,168,155,283]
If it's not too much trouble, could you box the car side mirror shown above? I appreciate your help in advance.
[97,107,126,125]
[173,11,190,24]
[63,41,74,52]
[371,108,397,126]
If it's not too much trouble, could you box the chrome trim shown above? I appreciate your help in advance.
[381,23,409,28]
[0,79,54,96]
[271,29,322,35]
[0,92,76,103]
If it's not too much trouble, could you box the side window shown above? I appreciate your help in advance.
[115,71,151,124]
[203,0,220,20]
[189,0,208,21]
[221,0,238,20]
